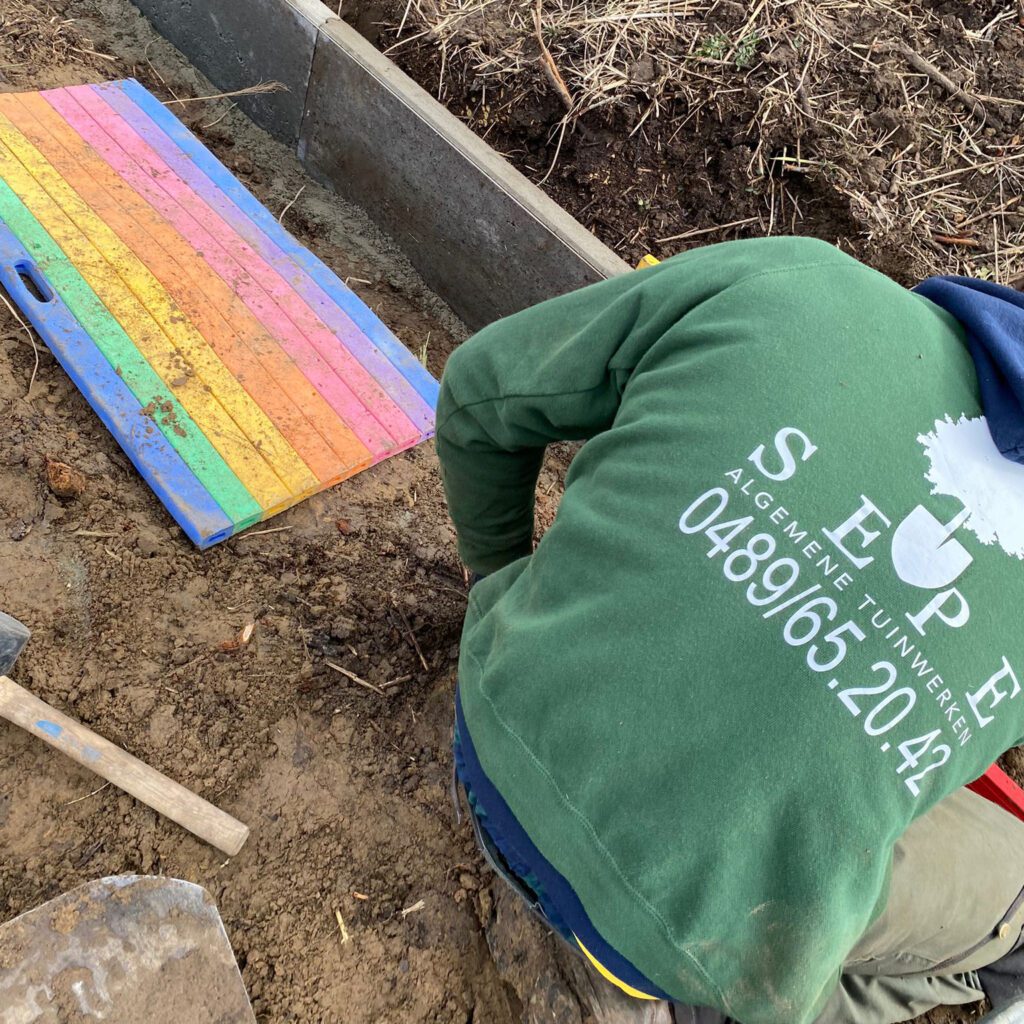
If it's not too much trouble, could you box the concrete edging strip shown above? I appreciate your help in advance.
[130,0,630,328]
[131,0,328,145]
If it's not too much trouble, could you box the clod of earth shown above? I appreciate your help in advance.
[44,457,87,500]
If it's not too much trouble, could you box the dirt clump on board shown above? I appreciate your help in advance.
[0,1,562,1021]
[379,0,1024,281]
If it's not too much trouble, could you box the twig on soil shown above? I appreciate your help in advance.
[162,82,288,105]
[236,525,293,539]
[202,102,237,129]
[335,909,351,944]
[876,41,998,128]
[0,288,40,401]
[326,660,388,696]
[932,234,981,248]
[72,530,117,538]
[69,45,118,63]
[959,195,1022,228]
[169,652,210,677]
[401,898,426,917]
[278,185,306,225]
[144,39,183,104]
[908,152,1024,189]
[533,0,574,110]
[63,781,111,806]
[656,216,759,244]
[975,93,1024,108]
[537,116,570,187]
[391,597,429,671]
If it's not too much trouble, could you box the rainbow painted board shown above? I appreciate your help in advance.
[0,79,439,547]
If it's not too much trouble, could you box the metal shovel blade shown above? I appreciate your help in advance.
[0,875,255,1024]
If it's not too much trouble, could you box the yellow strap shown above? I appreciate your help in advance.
[575,935,658,1000]
[0,115,316,509]
[636,254,661,270]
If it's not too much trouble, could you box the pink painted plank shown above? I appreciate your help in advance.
[102,79,437,415]
[63,85,424,450]
[46,88,402,458]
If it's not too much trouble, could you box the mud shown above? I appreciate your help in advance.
[0,1,531,1021]
[0,1,1017,1023]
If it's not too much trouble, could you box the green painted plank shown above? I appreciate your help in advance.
[0,178,262,528]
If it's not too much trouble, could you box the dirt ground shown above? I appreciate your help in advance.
[0,1,1018,1023]
[378,0,1024,282]
[0,1,576,1021]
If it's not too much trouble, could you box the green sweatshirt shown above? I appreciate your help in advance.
[436,237,1024,1023]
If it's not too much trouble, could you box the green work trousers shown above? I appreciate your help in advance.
[812,788,1024,1024]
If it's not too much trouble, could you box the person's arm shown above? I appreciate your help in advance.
[435,237,841,575]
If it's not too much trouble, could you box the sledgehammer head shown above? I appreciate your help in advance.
[0,612,30,676]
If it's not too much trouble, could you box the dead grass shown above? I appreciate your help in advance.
[0,0,114,72]
[391,0,1024,281]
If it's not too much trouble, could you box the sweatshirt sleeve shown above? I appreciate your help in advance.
[435,236,843,575]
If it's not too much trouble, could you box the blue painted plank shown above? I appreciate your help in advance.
[0,219,236,547]
[101,79,440,410]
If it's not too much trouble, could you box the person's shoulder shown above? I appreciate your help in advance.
[713,235,867,273]
[658,235,877,290]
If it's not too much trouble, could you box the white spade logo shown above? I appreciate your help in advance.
[891,506,973,590]
[919,414,1024,561]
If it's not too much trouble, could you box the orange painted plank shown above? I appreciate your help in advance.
[3,92,373,486]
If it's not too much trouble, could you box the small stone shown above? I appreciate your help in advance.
[136,532,163,558]
[44,458,87,500]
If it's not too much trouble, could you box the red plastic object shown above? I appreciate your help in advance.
[967,765,1024,823]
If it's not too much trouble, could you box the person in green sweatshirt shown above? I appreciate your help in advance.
[435,236,1024,1024]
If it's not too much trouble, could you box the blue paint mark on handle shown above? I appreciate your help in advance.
[34,719,101,762]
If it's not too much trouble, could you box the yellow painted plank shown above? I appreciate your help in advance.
[0,115,317,508]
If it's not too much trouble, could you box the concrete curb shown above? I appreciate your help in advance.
[132,0,329,145]
[131,0,630,328]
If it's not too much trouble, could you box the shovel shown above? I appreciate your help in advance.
[0,875,256,1023]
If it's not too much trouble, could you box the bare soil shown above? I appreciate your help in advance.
[0,1,1019,1023]
[376,0,1024,282]
[0,2,571,1021]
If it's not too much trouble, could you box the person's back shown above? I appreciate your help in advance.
[437,236,1024,1024]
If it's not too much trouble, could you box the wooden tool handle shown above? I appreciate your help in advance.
[0,675,249,856]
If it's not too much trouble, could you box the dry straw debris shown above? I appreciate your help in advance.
[0,0,115,71]
[391,0,1024,281]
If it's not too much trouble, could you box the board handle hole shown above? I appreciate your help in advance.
[15,262,53,304]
